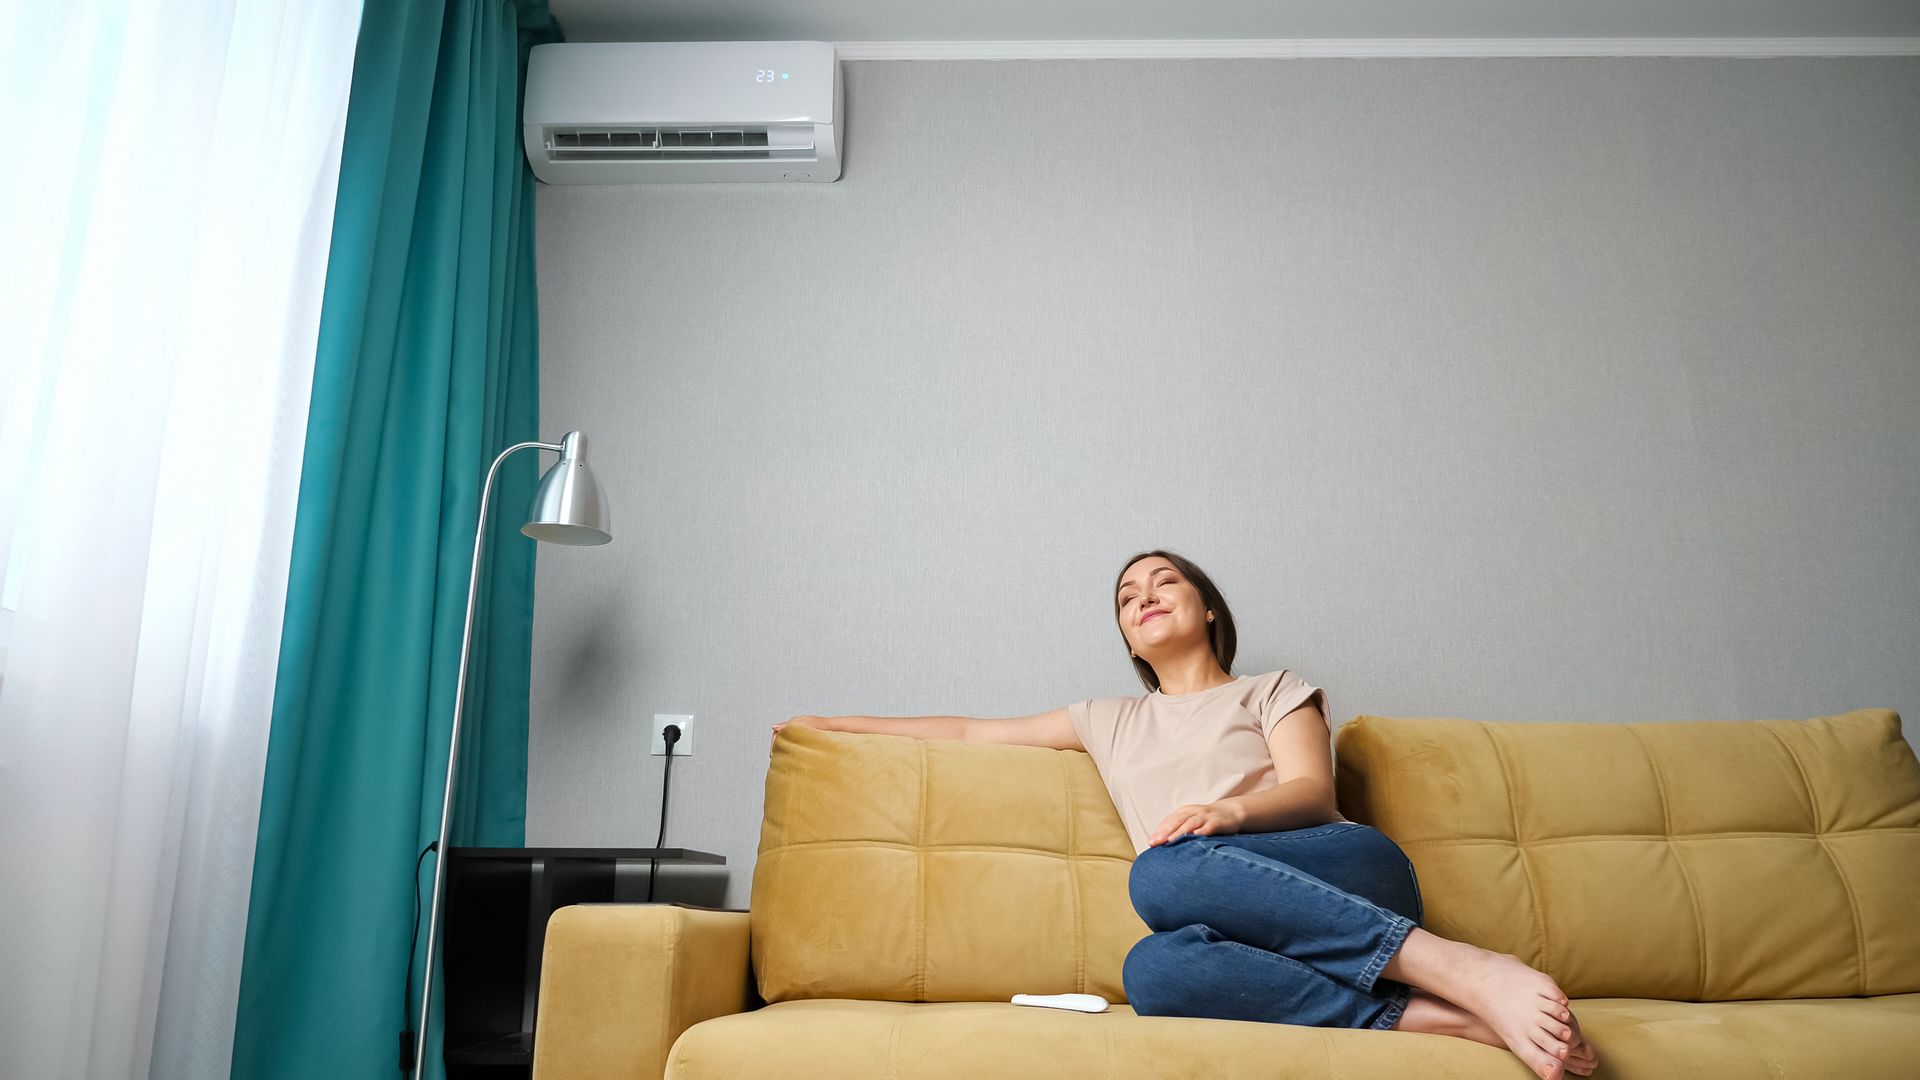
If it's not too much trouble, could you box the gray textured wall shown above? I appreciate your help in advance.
[529,57,1920,909]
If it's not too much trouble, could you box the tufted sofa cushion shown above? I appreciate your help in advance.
[1333,707,1920,1001]
[750,723,1148,1004]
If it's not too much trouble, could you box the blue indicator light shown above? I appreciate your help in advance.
[781,72,789,79]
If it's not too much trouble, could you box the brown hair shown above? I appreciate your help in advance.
[1112,549,1239,693]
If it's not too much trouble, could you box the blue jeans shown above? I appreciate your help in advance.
[1123,821,1424,1031]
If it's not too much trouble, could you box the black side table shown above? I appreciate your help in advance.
[443,846,729,1078]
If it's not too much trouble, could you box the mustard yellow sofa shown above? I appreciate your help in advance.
[531,707,1920,1079]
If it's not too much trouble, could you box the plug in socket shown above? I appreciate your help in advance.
[652,714,693,757]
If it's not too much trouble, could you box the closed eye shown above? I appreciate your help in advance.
[1118,572,1176,608]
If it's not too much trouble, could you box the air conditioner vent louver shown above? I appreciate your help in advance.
[547,128,812,162]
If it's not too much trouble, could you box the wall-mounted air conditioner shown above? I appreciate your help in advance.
[522,41,842,184]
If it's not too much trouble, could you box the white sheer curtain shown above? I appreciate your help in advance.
[0,2,360,1077]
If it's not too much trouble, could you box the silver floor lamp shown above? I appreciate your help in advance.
[413,430,612,1078]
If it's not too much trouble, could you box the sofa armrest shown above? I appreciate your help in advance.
[531,903,757,1080]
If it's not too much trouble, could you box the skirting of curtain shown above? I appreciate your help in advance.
[230,3,558,1078]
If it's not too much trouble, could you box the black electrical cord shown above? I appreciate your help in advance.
[647,725,680,901]
[399,840,437,1075]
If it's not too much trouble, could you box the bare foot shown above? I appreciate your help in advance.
[1394,988,1597,1076]
[1435,947,1586,1080]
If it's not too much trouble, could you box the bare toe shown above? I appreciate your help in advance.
[1563,1008,1596,1066]
[1536,1013,1574,1048]
[1523,1021,1570,1080]
[1529,1023,1571,1063]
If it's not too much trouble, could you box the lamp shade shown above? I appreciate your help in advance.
[522,430,611,545]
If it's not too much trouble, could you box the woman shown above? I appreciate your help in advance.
[772,549,1596,1080]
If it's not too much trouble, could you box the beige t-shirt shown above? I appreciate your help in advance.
[1067,669,1347,856]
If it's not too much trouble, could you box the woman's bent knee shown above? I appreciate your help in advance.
[1122,931,1182,1016]
[1128,842,1197,931]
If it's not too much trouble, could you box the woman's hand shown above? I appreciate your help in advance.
[1146,800,1247,847]
[770,714,831,753]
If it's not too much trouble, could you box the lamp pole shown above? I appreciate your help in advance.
[413,433,609,1078]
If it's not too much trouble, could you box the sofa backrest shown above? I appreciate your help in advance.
[751,723,1146,1003]
[1334,707,1920,1001]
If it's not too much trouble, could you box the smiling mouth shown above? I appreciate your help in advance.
[1141,611,1169,625]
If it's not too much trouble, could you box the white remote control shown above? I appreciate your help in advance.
[1010,992,1109,1013]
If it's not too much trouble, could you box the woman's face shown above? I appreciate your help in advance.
[1115,557,1207,659]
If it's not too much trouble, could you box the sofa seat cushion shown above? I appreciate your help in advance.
[664,993,1920,1079]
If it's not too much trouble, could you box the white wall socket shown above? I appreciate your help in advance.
[652,714,693,757]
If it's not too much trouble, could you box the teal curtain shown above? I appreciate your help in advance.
[232,2,558,1078]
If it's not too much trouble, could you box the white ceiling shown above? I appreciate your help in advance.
[550,0,1920,50]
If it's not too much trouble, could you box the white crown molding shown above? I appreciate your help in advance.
[833,38,1920,61]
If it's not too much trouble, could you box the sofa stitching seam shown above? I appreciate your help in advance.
[886,1012,903,1080]
[663,914,683,1072]
[918,739,929,1003]
[1061,750,1086,994]
[1397,826,1916,846]
[760,838,1133,861]
[1761,722,1868,995]
[1481,722,1549,975]
[1625,723,1710,1001]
